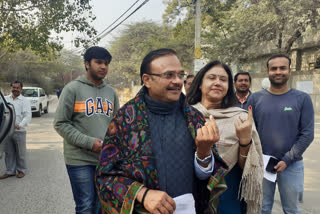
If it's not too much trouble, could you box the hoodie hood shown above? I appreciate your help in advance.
[74,75,106,88]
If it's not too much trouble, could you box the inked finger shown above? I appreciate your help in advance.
[247,105,253,121]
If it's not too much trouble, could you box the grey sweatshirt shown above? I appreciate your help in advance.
[54,75,119,166]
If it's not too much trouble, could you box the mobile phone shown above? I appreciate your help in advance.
[266,157,279,174]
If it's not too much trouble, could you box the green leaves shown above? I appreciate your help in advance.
[106,21,194,88]
[0,48,84,93]
[0,0,97,55]
[164,0,320,64]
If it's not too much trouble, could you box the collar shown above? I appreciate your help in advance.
[133,86,203,140]
[9,94,23,100]
[144,92,180,115]
[236,91,250,104]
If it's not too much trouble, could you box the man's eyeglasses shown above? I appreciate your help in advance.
[147,71,187,80]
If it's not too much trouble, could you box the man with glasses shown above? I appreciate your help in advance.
[96,48,228,214]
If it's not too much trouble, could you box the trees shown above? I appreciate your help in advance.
[0,0,97,55]
[204,0,320,63]
[0,50,83,94]
[163,0,320,63]
[107,21,194,88]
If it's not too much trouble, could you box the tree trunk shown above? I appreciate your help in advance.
[284,30,302,53]
[277,32,282,49]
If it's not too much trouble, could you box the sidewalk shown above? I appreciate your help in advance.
[272,119,320,214]
[315,112,320,124]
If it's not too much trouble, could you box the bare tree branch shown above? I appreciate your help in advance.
[285,30,302,53]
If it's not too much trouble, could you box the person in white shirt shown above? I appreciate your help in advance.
[0,81,31,179]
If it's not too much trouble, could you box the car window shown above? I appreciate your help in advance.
[22,89,39,97]
[0,91,15,144]
[0,95,5,126]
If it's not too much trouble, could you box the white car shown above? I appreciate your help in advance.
[22,87,49,117]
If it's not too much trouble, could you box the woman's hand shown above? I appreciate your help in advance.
[235,105,253,145]
[196,115,220,158]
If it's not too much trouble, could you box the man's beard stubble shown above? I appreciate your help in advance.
[269,76,289,87]
[12,90,21,97]
[236,87,249,94]
[88,68,104,81]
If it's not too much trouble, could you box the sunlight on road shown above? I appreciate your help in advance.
[304,168,320,191]
[27,143,63,150]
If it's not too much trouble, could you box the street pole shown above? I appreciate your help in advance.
[194,0,201,73]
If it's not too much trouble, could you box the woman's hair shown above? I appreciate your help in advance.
[187,60,237,108]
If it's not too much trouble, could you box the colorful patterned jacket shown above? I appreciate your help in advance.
[95,87,228,214]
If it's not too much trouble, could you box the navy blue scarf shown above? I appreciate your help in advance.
[144,91,194,197]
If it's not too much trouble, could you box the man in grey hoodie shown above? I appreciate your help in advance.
[54,46,119,214]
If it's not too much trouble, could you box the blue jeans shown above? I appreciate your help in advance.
[262,160,304,214]
[66,165,97,214]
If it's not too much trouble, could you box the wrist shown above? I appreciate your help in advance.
[141,188,150,207]
[136,187,147,203]
[196,150,211,159]
[195,151,212,164]
[239,139,252,147]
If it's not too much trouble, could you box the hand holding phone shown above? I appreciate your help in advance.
[266,157,279,174]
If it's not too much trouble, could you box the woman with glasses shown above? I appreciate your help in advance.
[187,60,264,214]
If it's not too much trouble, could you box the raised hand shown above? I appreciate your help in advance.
[235,105,253,146]
[196,115,219,158]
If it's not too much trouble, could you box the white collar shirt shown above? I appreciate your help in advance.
[5,94,32,130]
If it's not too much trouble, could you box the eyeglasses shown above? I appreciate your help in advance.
[147,71,187,80]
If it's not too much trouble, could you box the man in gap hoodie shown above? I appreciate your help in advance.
[54,46,119,214]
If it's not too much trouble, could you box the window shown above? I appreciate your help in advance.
[22,89,38,97]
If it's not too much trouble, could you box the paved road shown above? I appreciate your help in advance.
[272,122,320,214]
[0,96,319,213]
[0,97,74,214]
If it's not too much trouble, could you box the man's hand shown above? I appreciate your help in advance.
[92,138,103,153]
[137,188,176,214]
[235,105,253,145]
[275,161,287,173]
[196,115,219,159]
[15,125,20,130]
